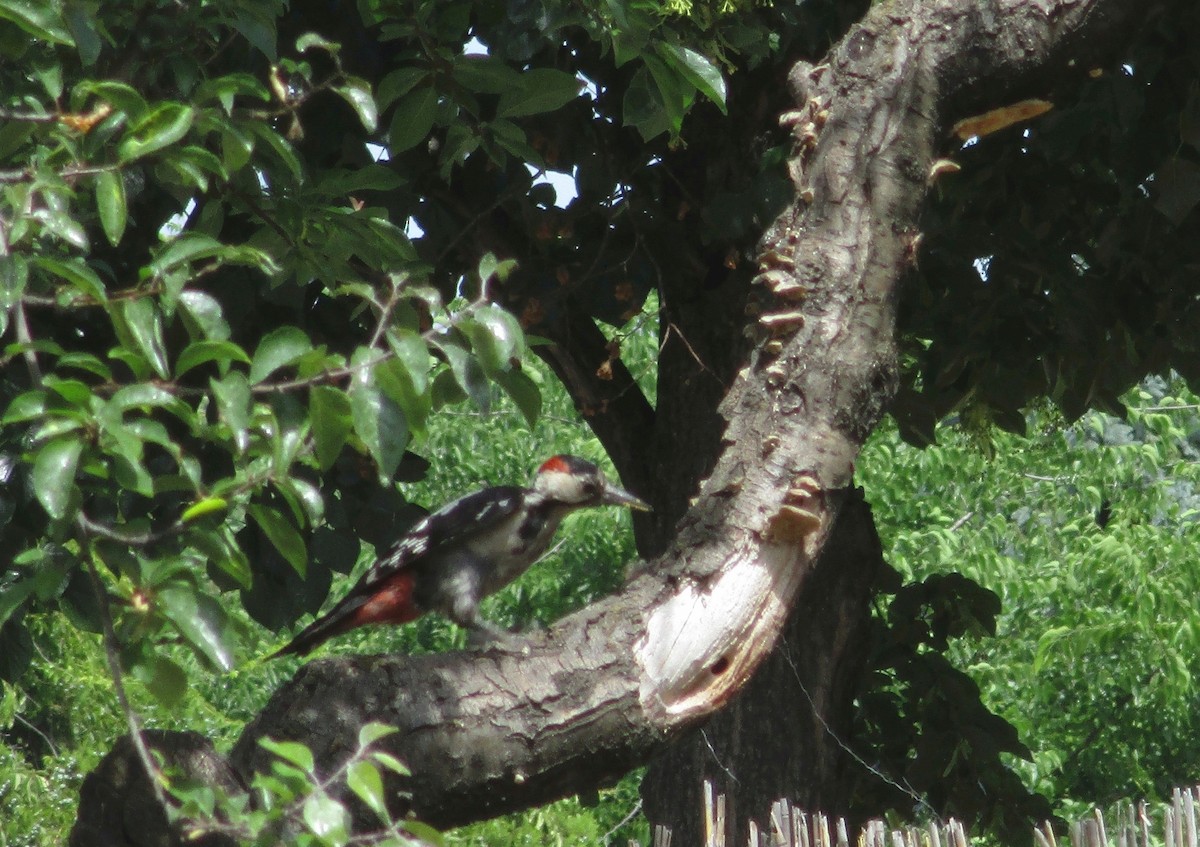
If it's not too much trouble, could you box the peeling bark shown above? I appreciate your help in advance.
[71,0,1174,843]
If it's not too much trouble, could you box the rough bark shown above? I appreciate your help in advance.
[642,492,885,845]
[71,0,1172,842]
[69,731,241,847]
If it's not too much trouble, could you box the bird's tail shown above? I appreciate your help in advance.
[268,611,357,659]
[267,570,421,659]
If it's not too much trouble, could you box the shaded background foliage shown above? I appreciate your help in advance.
[896,5,1200,440]
[2,0,1200,843]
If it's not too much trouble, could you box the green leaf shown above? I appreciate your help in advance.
[188,527,252,590]
[164,145,227,191]
[106,441,151,498]
[259,737,315,773]
[436,337,489,412]
[57,351,112,381]
[495,369,541,427]
[29,417,85,446]
[107,384,189,418]
[0,252,26,335]
[452,55,523,94]
[350,377,408,481]
[45,376,94,407]
[622,66,673,141]
[179,290,231,340]
[0,0,73,45]
[373,358,429,436]
[317,164,404,194]
[33,256,106,303]
[180,497,228,523]
[658,43,727,114]
[211,372,250,451]
[95,170,127,246]
[175,339,251,378]
[388,86,437,153]
[346,760,387,822]
[643,53,690,131]
[37,198,89,250]
[303,793,349,843]
[157,586,237,672]
[231,8,277,60]
[2,390,46,424]
[118,103,194,163]
[309,385,352,471]
[476,253,516,290]
[131,654,188,707]
[150,233,222,276]
[370,750,410,776]
[496,69,582,119]
[276,477,324,527]
[246,121,303,182]
[63,2,100,65]
[295,31,339,53]
[0,576,36,630]
[358,722,397,748]
[1033,626,1072,673]
[195,73,268,112]
[118,298,170,379]
[462,307,523,374]
[33,437,82,520]
[402,820,444,844]
[335,77,377,132]
[386,329,431,395]
[219,123,254,172]
[377,68,428,111]
[77,80,147,121]
[250,326,312,384]
[249,504,307,577]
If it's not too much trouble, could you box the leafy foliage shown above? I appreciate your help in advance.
[896,8,1200,442]
[858,374,1200,826]
[1,0,748,839]
[0,0,813,707]
[167,722,438,846]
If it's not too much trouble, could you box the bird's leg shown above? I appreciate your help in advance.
[447,592,526,652]
[465,619,525,651]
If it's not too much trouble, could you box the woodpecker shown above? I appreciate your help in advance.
[270,455,650,658]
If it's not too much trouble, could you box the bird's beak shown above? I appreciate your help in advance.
[602,483,652,511]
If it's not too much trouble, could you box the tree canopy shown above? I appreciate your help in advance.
[2,0,1199,843]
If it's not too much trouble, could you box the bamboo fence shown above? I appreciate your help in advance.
[643,781,1200,847]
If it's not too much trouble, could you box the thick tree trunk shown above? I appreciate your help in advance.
[642,493,885,846]
[71,0,1170,843]
[639,0,1171,837]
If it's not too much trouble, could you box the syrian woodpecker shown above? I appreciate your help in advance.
[270,455,650,658]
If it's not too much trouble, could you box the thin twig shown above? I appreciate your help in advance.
[0,108,58,123]
[660,321,721,385]
[14,712,60,757]
[13,301,43,382]
[780,644,937,817]
[367,279,403,350]
[78,513,185,546]
[601,799,645,847]
[0,162,118,185]
[81,545,170,814]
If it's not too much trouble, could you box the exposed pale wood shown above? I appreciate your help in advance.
[1186,786,1196,847]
